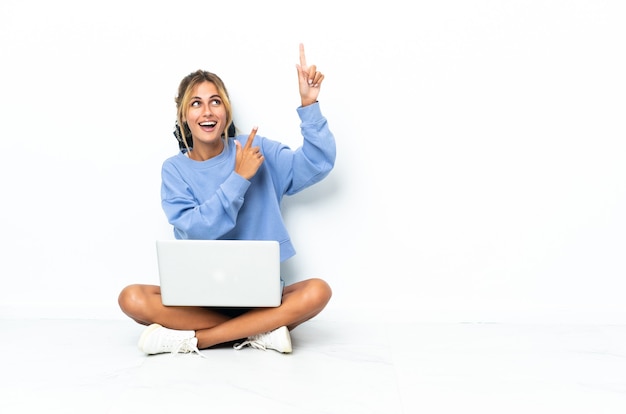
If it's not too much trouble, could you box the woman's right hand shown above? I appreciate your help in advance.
[235,127,264,180]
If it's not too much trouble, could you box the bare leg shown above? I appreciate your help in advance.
[118,278,331,349]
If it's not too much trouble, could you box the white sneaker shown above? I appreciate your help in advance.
[138,323,204,357]
[233,326,292,353]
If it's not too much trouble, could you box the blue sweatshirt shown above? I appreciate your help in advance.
[161,102,336,262]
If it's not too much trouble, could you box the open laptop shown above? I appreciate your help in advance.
[156,239,282,307]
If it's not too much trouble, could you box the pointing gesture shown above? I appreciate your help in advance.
[235,126,264,180]
[296,43,324,107]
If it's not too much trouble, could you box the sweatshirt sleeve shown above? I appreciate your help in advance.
[161,162,251,239]
[268,102,336,196]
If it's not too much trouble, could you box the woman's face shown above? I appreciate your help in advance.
[185,81,228,149]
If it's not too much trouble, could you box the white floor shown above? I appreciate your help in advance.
[2,312,626,414]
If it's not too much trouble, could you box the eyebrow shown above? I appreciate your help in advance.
[191,94,221,100]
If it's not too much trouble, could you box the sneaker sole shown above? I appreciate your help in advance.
[138,323,163,353]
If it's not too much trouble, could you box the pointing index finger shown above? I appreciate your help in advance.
[299,43,307,69]
[245,126,258,149]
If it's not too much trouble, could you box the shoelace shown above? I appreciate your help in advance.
[233,335,267,351]
[171,338,207,358]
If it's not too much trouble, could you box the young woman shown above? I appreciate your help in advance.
[118,44,336,355]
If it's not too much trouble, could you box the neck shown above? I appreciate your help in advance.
[188,139,225,161]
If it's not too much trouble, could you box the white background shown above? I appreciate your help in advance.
[0,0,624,323]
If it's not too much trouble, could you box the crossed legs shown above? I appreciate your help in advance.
[118,278,331,349]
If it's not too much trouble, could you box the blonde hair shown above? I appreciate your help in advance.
[174,70,234,153]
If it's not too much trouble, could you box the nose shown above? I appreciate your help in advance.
[203,101,217,117]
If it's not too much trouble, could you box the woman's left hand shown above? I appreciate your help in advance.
[296,43,324,107]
